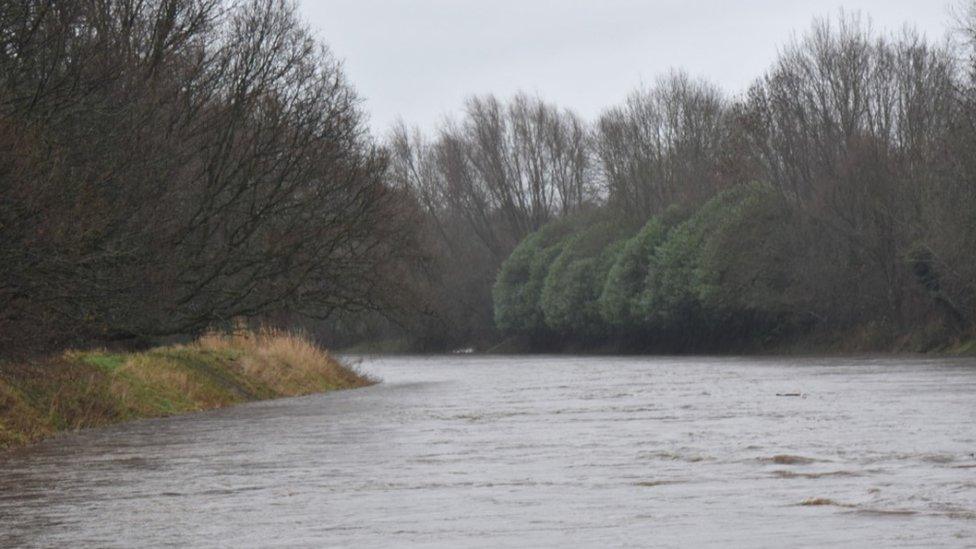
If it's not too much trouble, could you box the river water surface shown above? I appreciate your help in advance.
[2,355,976,547]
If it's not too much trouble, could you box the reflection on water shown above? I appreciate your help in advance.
[2,356,976,547]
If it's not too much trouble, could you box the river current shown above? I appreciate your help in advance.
[2,355,975,547]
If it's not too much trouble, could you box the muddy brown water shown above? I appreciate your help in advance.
[2,355,976,547]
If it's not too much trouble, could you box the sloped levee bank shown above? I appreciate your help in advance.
[0,330,372,450]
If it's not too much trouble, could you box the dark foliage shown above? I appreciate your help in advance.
[0,0,417,354]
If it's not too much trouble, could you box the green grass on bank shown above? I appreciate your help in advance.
[0,329,372,450]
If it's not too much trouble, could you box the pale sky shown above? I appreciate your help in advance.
[297,0,958,134]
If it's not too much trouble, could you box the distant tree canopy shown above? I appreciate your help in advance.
[0,0,418,353]
[595,71,729,222]
[493,218,579,337]
[492,183,793,350]
[539,220,627,339]
[487,12,976,352]
[388,93,597,348]
[598,216,669,331]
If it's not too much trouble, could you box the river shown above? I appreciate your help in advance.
[1,355,975,547]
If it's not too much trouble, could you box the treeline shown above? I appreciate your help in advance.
[388,11,976,352]
[0,0,419,354]
[6,2,976,355]
[495,183,796,351]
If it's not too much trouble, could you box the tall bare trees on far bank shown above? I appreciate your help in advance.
[743,16,964,329]
[595,72,728,221]
[392,8,976,351]
[391,94,594,262]
[384,94,594,346]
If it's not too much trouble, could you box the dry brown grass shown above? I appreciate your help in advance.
[0,328,372,450]
[194,327,372,395]
[0,378,51,446]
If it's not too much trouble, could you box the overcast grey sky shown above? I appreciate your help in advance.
[297,1,956,134]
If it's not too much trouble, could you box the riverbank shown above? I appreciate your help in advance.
[0,329,372,450]
[459,325,976,357]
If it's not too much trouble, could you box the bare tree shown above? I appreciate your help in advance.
[386,93,595,345]
[745,13,961,327]
[391,93,594,262]
[594,70,728,220]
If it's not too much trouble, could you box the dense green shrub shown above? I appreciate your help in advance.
[493,219,580,335]
[541,223,629,337]
[495,182,797,346]
[598,217,668,330]
[695,183,793,318]
[637,182,783,329]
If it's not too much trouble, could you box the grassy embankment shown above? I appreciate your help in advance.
[0,329,372,450]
